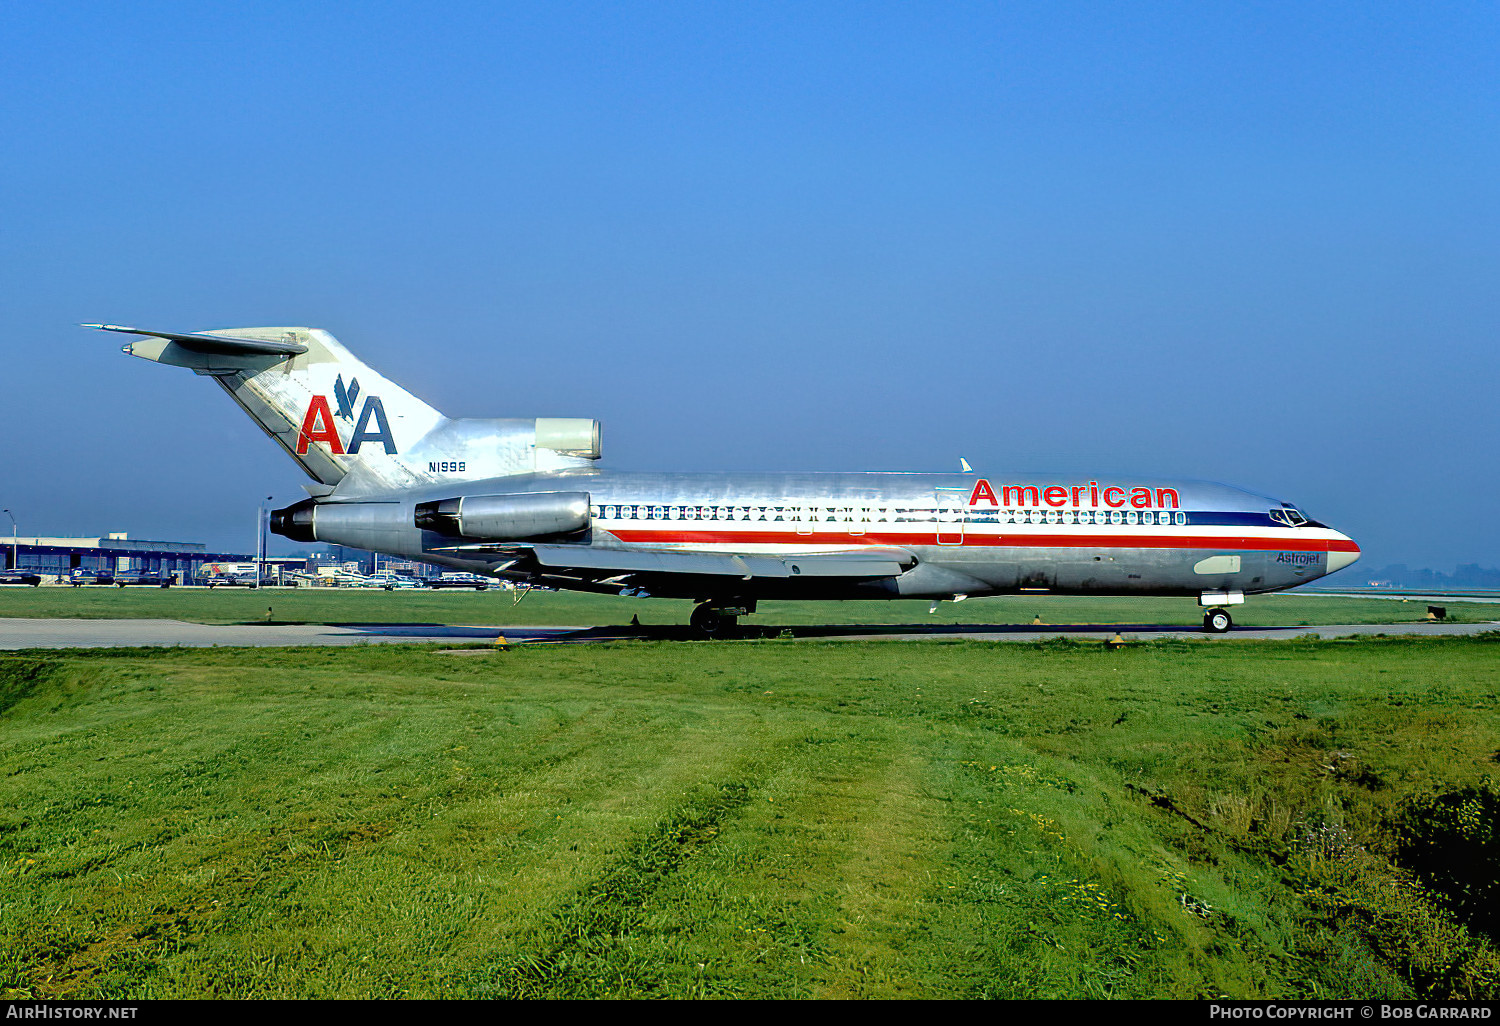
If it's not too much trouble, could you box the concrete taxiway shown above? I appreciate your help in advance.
[0,617,1494,649]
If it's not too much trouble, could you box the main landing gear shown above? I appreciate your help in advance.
[1202,607,1233,634]
[689,600,754,638]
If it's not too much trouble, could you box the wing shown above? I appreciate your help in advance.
[431,541,916,588]
[84,324,309,356]
[529,543,914,580]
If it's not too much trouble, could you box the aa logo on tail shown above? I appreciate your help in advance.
[333,374,361,419]
[296,375,397,455]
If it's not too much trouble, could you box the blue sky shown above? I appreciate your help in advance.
[1,1,1495,569]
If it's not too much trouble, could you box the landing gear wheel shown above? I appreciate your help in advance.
[1203,608,1233,634]
[690,604,737,638]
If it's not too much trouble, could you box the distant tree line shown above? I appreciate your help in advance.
[1360,564,1500,589]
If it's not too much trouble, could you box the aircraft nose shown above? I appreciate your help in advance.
[1326,533,1361,574]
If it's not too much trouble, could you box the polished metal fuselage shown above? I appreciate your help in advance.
[105,323,1360,605]
[318,468,1360,602]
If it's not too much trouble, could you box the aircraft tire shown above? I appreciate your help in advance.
[690,604,736,638]
[1203,608,1233,634]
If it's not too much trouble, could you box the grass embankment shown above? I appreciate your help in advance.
[0,587,1491,628]
[2,637,1498,998]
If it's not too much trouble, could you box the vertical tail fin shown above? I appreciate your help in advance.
[100,325,445,489]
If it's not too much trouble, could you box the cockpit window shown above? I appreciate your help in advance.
[1270,505,1308,527]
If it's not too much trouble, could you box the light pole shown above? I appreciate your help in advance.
[256,496,272,588]
[2,509,14,571]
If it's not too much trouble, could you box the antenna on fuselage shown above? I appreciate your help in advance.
[959,457,974,473]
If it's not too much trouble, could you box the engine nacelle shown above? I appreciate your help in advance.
[269,498,418,553]
[269,499,317,542]
[413,491,591,540]
[534,418,601,460]
[270,498,411,546]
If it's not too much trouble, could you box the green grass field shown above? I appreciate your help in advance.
[0,586,1493,628]
[2,636,1498,998]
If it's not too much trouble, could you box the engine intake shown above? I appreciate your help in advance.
[415,491,591,540]
[535,418,601,460]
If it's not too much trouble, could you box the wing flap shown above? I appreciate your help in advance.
[432,542,915,580]
[531,544,913,579]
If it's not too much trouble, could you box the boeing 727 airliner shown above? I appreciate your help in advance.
[94,323,1360,635]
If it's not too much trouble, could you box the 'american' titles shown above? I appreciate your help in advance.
[968,479,1180,510]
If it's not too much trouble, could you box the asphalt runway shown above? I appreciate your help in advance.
[0,617,1494,649]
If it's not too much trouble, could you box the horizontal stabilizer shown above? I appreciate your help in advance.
[84,324,309,356]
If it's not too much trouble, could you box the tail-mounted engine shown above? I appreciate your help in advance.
[534,419,601,461]
[414,492,591,540]
[270,491,592,548]
[269,499,318,542]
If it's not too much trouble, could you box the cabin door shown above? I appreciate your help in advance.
[935,488,966,546]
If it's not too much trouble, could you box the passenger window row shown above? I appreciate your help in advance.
[969,508,1188,526]
[588,505,1190,526]
[592,505,908,522]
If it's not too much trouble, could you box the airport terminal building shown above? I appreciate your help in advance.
[1,533,437,584]
[1,533,252,582]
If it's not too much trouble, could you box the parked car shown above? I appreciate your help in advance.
[371,572,424,590]
[201,576,244,588]
[115,572,171,588]
[69,569,115,586]
[0,569,41,586]
[312,572,371,588]
[428,573,490,590]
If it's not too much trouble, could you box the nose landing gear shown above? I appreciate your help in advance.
[1202,607,1233,634]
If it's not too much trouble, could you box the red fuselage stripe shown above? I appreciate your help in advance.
[609,529,1359,553]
